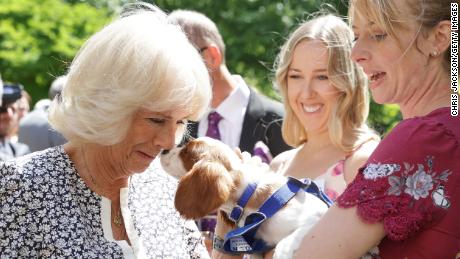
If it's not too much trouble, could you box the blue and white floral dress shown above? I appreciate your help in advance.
[0,146,209,258]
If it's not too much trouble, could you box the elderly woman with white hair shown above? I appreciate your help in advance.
[0,5,211,259]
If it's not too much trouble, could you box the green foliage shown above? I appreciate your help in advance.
[149,0,399,134]
[0,0,112,102]
[0,0,400,134]
[368,102,402,136]
[149,0,348,99]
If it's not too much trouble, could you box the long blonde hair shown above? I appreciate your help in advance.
[274,14,378,153]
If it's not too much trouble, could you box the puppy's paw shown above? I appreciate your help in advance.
[273,236,295,259]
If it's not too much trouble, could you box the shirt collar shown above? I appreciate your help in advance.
[214,75,250,123]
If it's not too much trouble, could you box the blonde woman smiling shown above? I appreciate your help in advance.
[271,14,379,200]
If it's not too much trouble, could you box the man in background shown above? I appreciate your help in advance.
[6,85,31,143]
[0,83,30,160]
[18,75,67,152]
[168,10,290,161]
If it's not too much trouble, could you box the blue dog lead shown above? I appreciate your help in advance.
[229,182,258,223]
[302,178,333,206]
[222,177,332,254]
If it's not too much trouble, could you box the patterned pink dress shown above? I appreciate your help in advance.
[316,160,347,201]
[337,107,460,258]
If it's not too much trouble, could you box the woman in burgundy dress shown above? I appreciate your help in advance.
[291,0,459,258]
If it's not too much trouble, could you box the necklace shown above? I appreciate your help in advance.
[112,205,123,227]
[80,147,124,227]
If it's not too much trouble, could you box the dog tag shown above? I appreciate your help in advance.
[230,236,252,252]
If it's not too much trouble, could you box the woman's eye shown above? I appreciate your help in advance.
[288,74,301,79]
[317,75,329,80]
[353,36,359,42]
[148,118,165,124]
[372,33,387,41]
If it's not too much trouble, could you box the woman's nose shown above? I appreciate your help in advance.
[351,39,370,65]
[301,81,316,98]
[156,125,178,151]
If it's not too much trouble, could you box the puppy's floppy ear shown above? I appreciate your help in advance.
[175,160,233,219]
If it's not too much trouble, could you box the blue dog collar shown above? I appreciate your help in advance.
[229,182,258,223]
[223,177,332,254]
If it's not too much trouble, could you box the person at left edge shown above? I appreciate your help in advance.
[0,83,30,161]
[0,74,3,105]
[0,4,212,258]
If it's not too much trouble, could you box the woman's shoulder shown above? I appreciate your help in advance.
[391,107,459,142]
[343,139,379,183]
[269,148,299,174]
[359,110,459,183]
[0,146,69,187]
[272,148,299,163]
[373,108,459,161]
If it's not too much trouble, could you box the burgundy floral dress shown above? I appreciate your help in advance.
[337,107,460,258]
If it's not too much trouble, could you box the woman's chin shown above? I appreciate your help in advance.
[129,162,152,174]
[370,88,393,105]
[128,151,157,173]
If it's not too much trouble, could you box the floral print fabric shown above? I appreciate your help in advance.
[128,159,209,258]
[0,147,123,258]
[0,146,208,258]
[363,158,451,202]
[322,159,347,201]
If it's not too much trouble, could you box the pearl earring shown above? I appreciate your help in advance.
[431,49,439,57]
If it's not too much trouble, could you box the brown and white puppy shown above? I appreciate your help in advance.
[160,137,328,258]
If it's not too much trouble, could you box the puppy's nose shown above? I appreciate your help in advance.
[161,149,170,155]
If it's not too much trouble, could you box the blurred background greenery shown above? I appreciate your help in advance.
[0,0,401,135]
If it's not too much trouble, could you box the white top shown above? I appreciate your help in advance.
[101,196,138,259]
[198,75,250,148]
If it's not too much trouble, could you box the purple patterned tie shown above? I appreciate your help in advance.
[199,111,222,239]
[205,111,222,140]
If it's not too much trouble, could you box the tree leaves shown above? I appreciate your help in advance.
[0,0,400,134]
[0,0,112,101]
